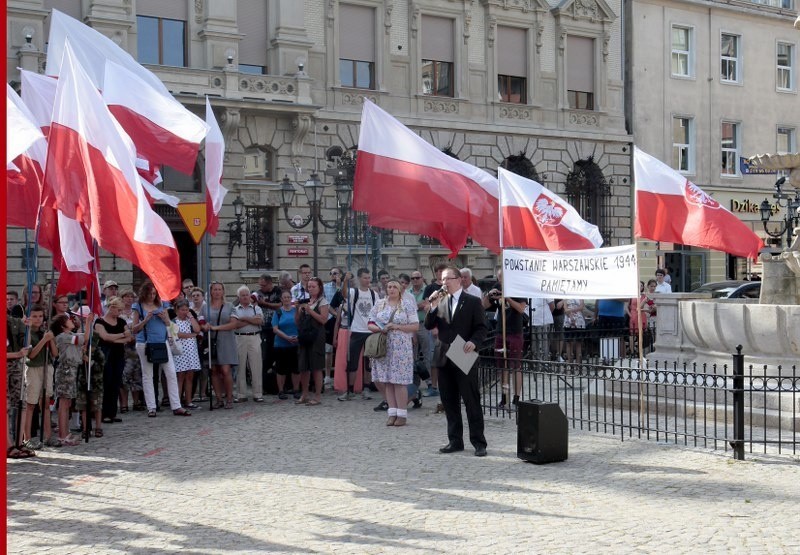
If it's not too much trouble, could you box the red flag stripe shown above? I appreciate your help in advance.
[501,206,601,250]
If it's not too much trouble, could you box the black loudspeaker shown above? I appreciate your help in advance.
[517,400,568,464]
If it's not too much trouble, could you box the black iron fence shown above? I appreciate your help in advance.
[477,346,798,460]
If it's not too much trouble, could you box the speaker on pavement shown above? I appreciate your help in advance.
[517,400,568,464]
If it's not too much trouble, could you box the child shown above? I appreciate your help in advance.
[21,305,57,450]
[75,308,106,439]
[172,300,201,409]
[51,314,88,446]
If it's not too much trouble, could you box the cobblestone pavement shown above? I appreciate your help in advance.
[7,391,800,554]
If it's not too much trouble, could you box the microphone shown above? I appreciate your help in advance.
[427,285,447,302]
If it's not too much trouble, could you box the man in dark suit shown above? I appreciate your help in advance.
[424,266,489,457]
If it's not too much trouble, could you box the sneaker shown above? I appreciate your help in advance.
[192,395,201,403]
[361,390,372,400]
[373,400,389,412]
[44,437,62,448]
[233,398,247,403]
[557,356,565,363]
[423,387,439,397]
[337,391,351,402]
[24,438,43,450]
[323,377,333,387]
[278,392,289,400]
[186,403,200,410]
[254,397,264,403]
[293,391,302,400]
[412,390,423,409]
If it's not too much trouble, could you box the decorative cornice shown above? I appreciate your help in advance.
[291,114,314,168]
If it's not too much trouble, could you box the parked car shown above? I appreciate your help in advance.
[692,280,761,299]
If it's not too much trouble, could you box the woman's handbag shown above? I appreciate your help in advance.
[364,306,397,359]
[168,323,183,357]
[139,306,169,364]
[145,342,169,364]
[297,302,321,347]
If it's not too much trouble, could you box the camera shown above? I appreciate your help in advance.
[297,298,310,305]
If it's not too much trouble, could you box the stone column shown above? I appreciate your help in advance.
[268,0,314,76]
[760,253,800,305]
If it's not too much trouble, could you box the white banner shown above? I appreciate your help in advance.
[502,244,639,299]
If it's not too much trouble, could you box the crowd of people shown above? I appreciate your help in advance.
[5,263,666,459]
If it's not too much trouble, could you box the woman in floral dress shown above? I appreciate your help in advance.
[367,280,419,427]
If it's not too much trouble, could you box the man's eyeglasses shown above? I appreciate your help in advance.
[444,276,460,281]
[411,276,422,280]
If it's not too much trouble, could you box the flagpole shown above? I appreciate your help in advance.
[204,232,214,412]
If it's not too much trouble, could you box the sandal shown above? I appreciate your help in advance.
[148,410,157,418]
[7,446,36,459]
[224,401,233,409]
[306,399,321,406]
[59,436,80,447]
[294,398,307,405]
[94,429,104,438]
[120,407,129,414]
[173,408,192,416]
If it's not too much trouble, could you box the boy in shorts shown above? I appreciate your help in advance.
[22,305,57,449]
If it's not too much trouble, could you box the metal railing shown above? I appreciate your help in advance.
[478,345,798,460]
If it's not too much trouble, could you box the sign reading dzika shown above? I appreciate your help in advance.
[502,244,639,299]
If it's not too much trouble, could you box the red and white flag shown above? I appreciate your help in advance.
[46,10,208,175]
[498,168,603,250]
[633,147,764,259]
[354,100,500,255]
[204,97,228,237]
[44,41,182,300]
[7,84,45,166]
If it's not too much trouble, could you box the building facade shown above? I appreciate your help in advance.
[7,0,633,295]
[629,0,799,290]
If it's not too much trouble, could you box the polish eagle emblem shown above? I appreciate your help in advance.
[684,179,720,209]
[533,194,566,226]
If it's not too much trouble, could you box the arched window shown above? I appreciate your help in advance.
[500,152,540,183]
[564,156,611,244]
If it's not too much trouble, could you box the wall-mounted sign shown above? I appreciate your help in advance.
[176,202,208,244]
[730,199,779,214]
[739,157,777,175]
[288,248,309,256]
[288,235,309,243]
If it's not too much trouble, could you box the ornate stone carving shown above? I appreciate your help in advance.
[328,0,337,28]
[194,0,203,23]
[220,108,240,159]
[568,113,599,126]
[342,92,378,105]
[603,32,610,61]
[410,4,420,39]
[291,114,313,168]
[464,1,472,45]
[487,15,497,47]
[536,22,544,54]
[502,0,534,12]
[572,0,599,21]
[238,76,297,96]
[424,100,459,114]
[558,30,567,54]
[385,1,394,34]
[499,106,532,120]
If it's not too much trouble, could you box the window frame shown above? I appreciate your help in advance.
[567,90,594,111]
[136,15,187,68]
[671,25,693,78]
[720,32,741,84]
[777,126,796,154]
[672,116,695,174]
[497,74,527,104]
[777,42,794,92]
[721,121,741,178]
[339,58,376,90]
[421,59,455,98]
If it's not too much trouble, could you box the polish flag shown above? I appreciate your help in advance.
[634,147,764,259]
[204,97,228,236]
[46,10,208,175]
[498,168,603,250]
[7,84,45,165]
[354,100,500,255]
[45,41,182,300]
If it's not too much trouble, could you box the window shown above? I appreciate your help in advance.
[777,42,794,91]
[671,26,692,77]
[421,16,455,97]
[161,164,201,192]
[567,36,595,110]
[721,122,740,177]
[339,4,376,89]
[497,26,527,104]
[245,206,275,269]
[778,127,795,154]
[243,147,273,180]
[720,33,740,83]
[672,117,694,173]
[137,16,186,67]
[238,0,268,74]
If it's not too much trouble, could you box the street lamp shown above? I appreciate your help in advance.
[226,195,245,270]
[279,171,352,275]
[759,176,800,249]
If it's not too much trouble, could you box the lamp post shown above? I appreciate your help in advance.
[759,176,800,249]
[279,171,352,275]
[226,195,245,270]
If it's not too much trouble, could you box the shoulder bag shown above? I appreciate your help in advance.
[364,305,397,359]
[297,301,321,347]
[140,305,169,364]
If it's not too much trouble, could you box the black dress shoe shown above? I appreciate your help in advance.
[439,442,465,454]
[474,446,487,457]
